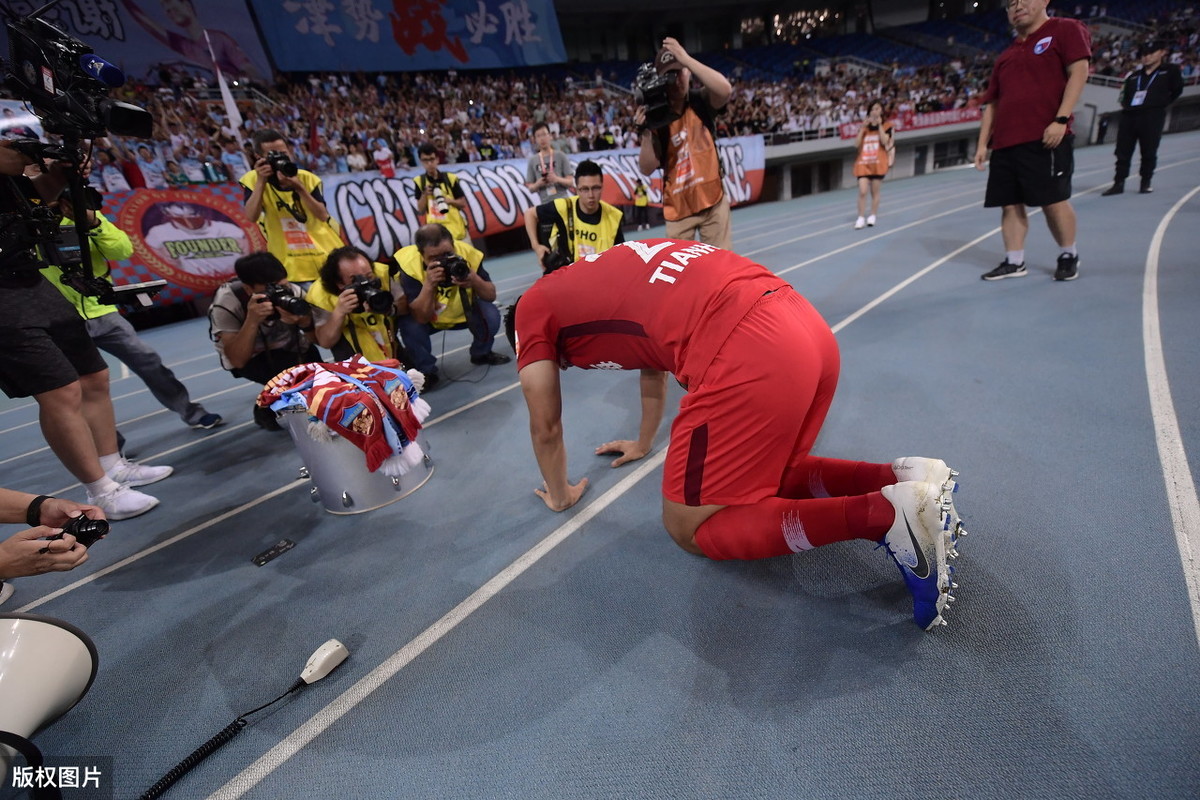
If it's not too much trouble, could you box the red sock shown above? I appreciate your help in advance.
[693,493,896,560]
[778,456,896,499]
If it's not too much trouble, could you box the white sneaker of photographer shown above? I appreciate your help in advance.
[88,485,159,521]
[106,457,173,487]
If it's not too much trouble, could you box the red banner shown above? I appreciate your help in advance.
[840,107,982,139]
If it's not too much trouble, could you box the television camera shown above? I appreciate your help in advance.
[1,0,154,300]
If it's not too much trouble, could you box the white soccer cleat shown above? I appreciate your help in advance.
[878,480,960,630]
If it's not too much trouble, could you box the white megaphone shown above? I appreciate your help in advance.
[0,614,98,778]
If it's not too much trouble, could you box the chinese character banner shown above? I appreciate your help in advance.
[0,0,272,83]
[249,0,567,72]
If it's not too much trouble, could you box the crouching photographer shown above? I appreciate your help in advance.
[209,252,320,430]
[394,223,509,391]
[307,245,406,364]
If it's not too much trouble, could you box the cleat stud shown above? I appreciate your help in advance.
[946,595,956,603]
[950,582,959,589]
[940,618,949,626]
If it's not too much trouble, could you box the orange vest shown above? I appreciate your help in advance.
[854,122,894,178]
[661,106,724,221]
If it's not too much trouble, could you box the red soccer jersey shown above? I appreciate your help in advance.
[515,240,788,389]
[981,16,1091,150]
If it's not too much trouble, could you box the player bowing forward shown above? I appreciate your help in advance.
[506,240,968,630]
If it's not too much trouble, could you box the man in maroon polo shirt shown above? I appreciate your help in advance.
[974,0,1091,282]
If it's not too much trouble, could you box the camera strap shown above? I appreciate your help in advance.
[563,199,575,260]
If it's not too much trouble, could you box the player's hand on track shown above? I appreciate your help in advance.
[535,479,588,512]
[595,439,648,468]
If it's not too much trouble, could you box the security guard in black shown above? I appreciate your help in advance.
[1105,43,1184,195]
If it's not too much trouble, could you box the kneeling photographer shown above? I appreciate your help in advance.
[209,252,320,430]
[394,223,509,391]
[307,245,406,364]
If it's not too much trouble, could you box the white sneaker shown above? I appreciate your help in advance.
[107,457,173,487]
[879,481,957,630]
[867,214,876,226]
[0,581,13,607]
[854,216,866,229]
[88,484,160,521]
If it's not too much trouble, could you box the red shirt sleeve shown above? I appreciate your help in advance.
[514,287,561,370]
[1058,18,1092,66]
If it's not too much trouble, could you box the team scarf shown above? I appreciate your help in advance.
[257,356,431,475]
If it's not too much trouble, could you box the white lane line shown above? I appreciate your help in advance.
[206,449,670,800]
[1142,185,1200,648]
[742,185,983,258]
[13,479,308,613]
[0,383,257,466]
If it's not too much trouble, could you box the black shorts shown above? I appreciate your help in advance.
[985,135,1074,208]
[0,274,108,398]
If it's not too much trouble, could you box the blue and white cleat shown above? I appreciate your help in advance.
[892,457,967,548]
[879,480,960,630]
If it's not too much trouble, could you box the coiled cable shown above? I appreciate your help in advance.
[138,679,304,799]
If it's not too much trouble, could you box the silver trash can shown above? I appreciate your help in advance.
[280,408,434,514]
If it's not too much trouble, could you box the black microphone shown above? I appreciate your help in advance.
[78,54,126,87]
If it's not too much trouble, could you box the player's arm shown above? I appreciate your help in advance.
[595,369,666,467]
[520,360,588,511]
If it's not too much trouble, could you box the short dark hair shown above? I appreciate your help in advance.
[531,121,550,137]
[575,159,602,181]
[234,252,287,285]
[414,223,453,255]
[319,245,371,295]
[417,142,438,158]
[251,128,286,153]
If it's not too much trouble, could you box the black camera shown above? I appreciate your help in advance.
[540,249,572,274]
[3,11,152,140]
[263,282,310,317]
[436,253,471,287]
[633,62,674,131]
[44,514,109,549]
[266,151,299,178]
[349,273,394,313]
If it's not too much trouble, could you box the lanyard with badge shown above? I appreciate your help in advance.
[1131,69,1159,107]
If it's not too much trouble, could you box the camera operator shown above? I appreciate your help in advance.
[523,159,624,274]
[525,122,574,203]
[0,141,168,521]
[414,143,469,241]
[240,128,342,288]
[0,488,103,607]
[394,223,509,390]
[307,245,405,364]
[635,37,732,249]
[209,252,320,430]
[42,193,222,430]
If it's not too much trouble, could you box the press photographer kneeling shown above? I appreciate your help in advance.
[394,223,509,391]
[307,245,406,364]
[209,252,320,430]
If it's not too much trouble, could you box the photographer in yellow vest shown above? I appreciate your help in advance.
[523,160,624,274]
[394,224,509,391]
[241,129,342,286]
[414,143,469,241]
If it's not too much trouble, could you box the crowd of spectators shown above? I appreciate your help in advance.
[4,10,1194,190]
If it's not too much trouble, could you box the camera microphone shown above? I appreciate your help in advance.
[78,54,125,87]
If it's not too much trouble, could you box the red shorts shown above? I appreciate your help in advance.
[662,289,840,507]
